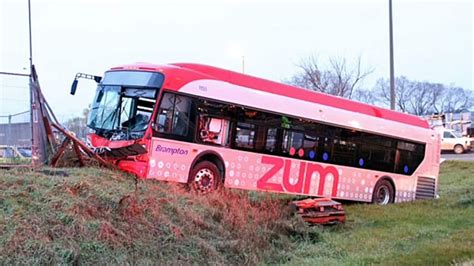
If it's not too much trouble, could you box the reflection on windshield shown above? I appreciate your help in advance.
[88,86,121,130]
[88,85,157,135]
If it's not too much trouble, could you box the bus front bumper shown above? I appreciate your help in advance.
[117,160,148,178]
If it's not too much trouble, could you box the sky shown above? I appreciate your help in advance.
[0,0,472,122]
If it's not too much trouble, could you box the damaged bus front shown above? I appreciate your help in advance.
[71,69,164,176]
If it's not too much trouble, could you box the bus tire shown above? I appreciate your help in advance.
[372,179,395,205]
[454,144,464,154]
[189,161,221,193]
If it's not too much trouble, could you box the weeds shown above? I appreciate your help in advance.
[0,167,315,264]
[0,161,473,264]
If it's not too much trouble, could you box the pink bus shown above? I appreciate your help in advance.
[73,63,440,204]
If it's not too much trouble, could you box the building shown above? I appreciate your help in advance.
[0,122,31,146]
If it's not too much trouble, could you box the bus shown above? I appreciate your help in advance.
[72,63,441,205]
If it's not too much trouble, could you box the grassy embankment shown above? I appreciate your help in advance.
[1,161,473,264]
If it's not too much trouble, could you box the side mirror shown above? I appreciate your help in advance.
[70,73,102,95]
[70,79,78,95]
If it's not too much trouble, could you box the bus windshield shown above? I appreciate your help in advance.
[87,71,164,139]
[88,85,122,131]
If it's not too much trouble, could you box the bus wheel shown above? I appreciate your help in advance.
[372,179,394,205]
[454,144,464,154]
[189,161,220,193]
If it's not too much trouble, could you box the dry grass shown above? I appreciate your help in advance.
[0,167,313,264]
[1,161,473,265]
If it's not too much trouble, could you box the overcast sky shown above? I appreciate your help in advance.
[1,0,472,121]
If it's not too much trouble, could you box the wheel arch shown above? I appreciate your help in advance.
[189,150,226,182]
[373,176,396,203]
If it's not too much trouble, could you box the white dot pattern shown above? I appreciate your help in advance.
[147,139,419,203]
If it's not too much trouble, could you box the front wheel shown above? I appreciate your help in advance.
[454,144,464,154]
[188,161,221,193]
[372,179,395,205]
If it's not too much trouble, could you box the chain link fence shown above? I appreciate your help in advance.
[0,73,32,165]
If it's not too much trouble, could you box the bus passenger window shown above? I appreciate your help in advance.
[265,128,278,153]
[303,133,318,159]
[199,116,230,145]
[157,93,175,133]
[172,95,191,136]
[235,122,256,149]
[282,130,304,155]
[156,93,191,136]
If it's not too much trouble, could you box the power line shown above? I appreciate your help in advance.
[0,110,30,118]
[0,71,29,77]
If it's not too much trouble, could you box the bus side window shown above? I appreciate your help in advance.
[254,126,267,151]
[172,95,191,136]
[198,116,231,145]
[282,130,304,154]
[265,128,278,153]
[156,93,191,136]
[156,93,175,133]
[302,133,317,159]
[396,141,424,174]
[234,122,256,149]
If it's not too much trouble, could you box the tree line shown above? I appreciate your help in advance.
[286,56,473,116]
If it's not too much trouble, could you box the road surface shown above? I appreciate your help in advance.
[441,150,474,161]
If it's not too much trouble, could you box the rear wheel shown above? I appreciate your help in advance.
[372,179,395,205]
[454,144,464,154]
[189,161,221,193]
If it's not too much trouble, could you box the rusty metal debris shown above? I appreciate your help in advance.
[50,123,115,169]
[0,65,114,169]
[291,198,346,225]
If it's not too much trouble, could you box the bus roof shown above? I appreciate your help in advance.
[109,63,429,129]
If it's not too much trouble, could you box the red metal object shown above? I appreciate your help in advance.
[88,133,135,149]
[292,198,346,225]
[117,160,148,178]
[50,123,115,169]
[50,137,71,167]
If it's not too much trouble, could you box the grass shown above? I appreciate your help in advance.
[0,161,473,265]
[0,157,31,166]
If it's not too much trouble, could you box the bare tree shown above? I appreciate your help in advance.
[374,76,415,112]
[352,89,377,105]
[373,76,472,115]
[288,57,472,115]
[406,81,443,115]
[287,56,373,99]
[434,86,473,113]
[64,107,90,140]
